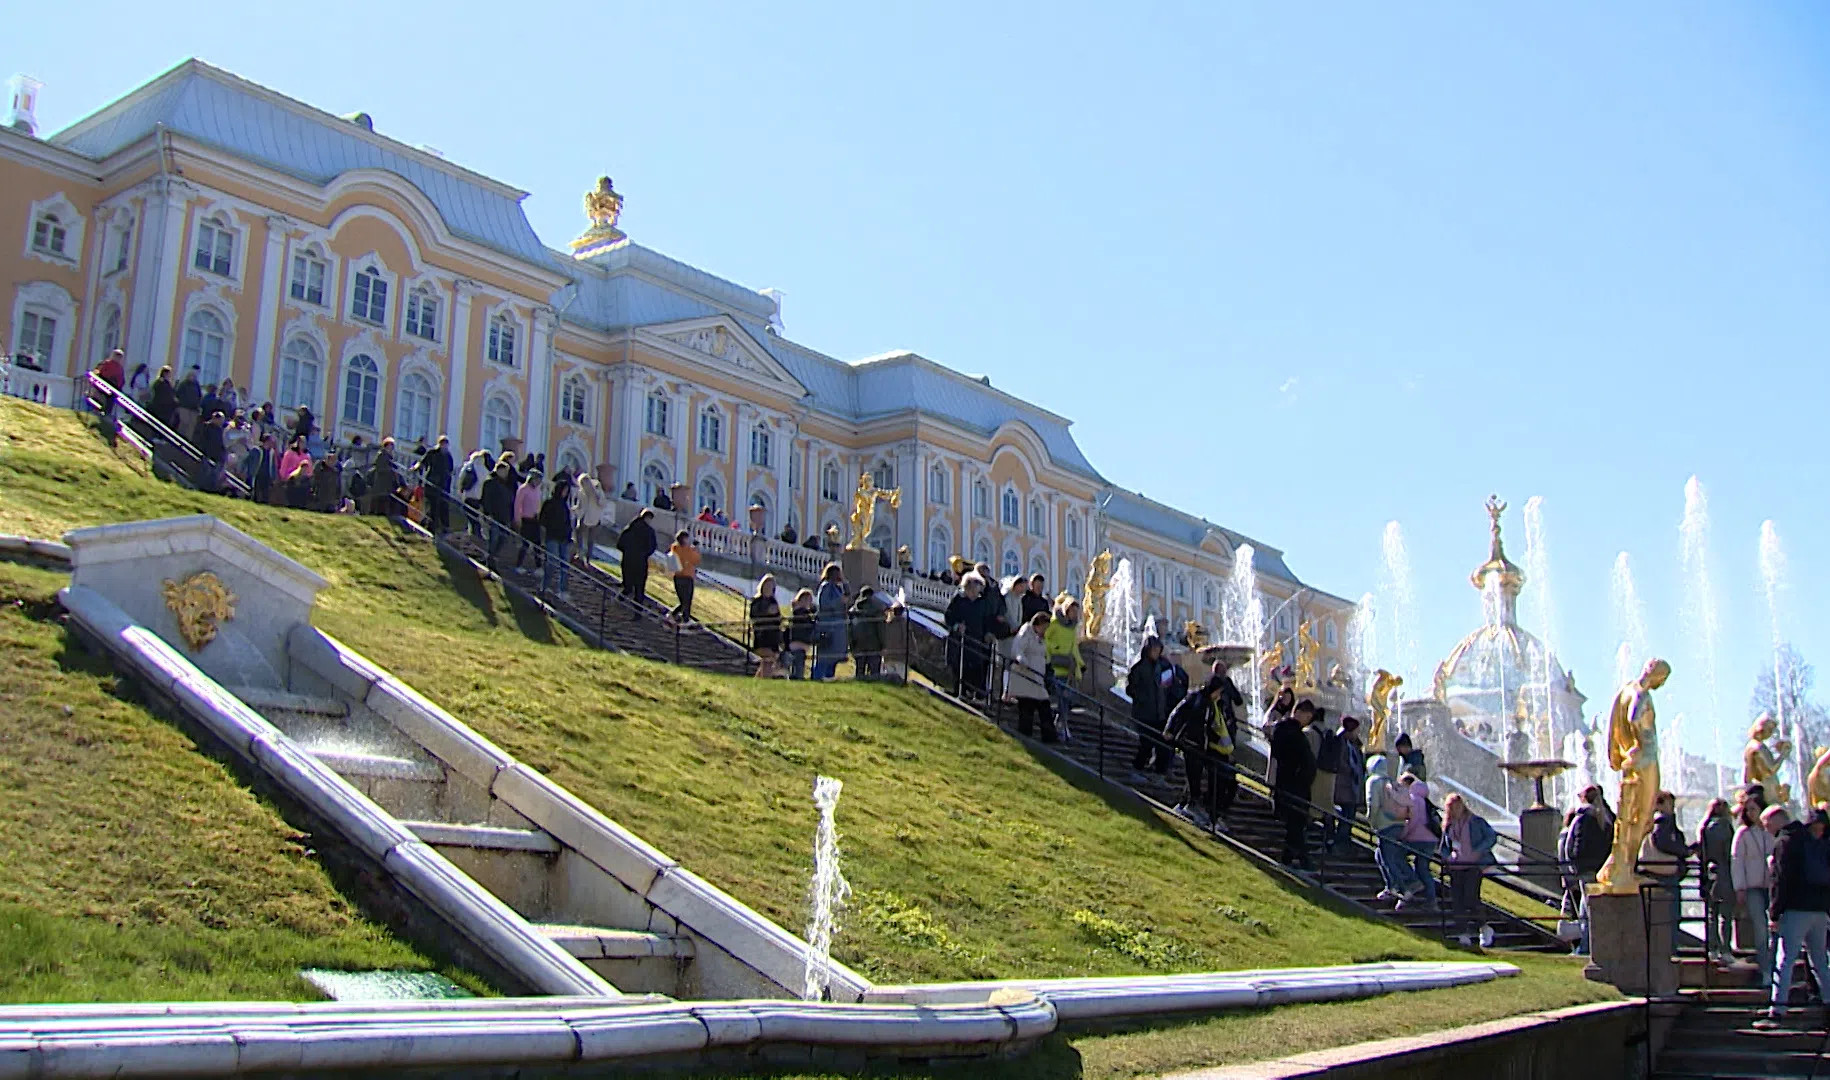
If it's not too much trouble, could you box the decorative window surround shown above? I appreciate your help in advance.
[23,193,83,268]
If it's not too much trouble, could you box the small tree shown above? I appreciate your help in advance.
[1750,643,1830,760]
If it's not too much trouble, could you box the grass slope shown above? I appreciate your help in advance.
[0,398,1612,1067]
[0,560,478,1002]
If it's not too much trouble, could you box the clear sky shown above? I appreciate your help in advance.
[17,2,1828,771]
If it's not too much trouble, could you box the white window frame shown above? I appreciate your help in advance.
[696,474,724,514]
[289,245,330,307]
[972,536,993,566]
[14,310,57,365]
[927,525,951,573]
[1174,573,1187,599]
[340,353,382,430]
[1001,486,1020,528]
[10,281,77,376]
[698,405,725,454]
[486,313,519,367]
[480,392,518,451]
[96,304,122,361]
[973,481,990,519]
[277,335,325,417]
[181,308,231,388]
[560,374,590,426]
[927,462,949,505]
[110,215,133,274]
[748,490,772,532]
[23,194,83,268]
[749,424,772,468]
[641,461,670,504]
[1145,565,1159,592]
[30,212,69,259]
[1030,554,1049,578]
[872,461,895,490]
[192,212,237,279]
[395,369,437,445]
[1027,498,1047,538]
[820,462,842,501]
[644,391,670,437]
[788,445,802,490]
[403,286,440,342]
[1002,549,1021,579]
[348,260,392,327]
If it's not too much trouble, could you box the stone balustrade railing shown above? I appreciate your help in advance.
[2,364,75,408]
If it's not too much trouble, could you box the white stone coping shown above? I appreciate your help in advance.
[0,995,1059,1077]
[63,515,327,608]
[55,583,614,1001]
[867,961,1520,1021]
[290,625,876,1003]
[535,925,696,960]
[0,534,72,565]
[407,821,561,854]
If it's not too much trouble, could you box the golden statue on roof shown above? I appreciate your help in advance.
[570,176,626,255]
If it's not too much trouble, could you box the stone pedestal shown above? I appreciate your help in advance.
[1518,806,1562,894]
[839,546,878,596]
[1583,888,1677,997]
[1079,638,1115,696]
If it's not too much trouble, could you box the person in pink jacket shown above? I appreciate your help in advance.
[512,471,544,570]
[1396,772,1440,908]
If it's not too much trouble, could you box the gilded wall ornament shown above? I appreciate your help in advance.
[161,571,237,651]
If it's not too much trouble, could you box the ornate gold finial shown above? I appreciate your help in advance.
[570,176,627,256]
[845,473,901,550]
[161,571,236,651]
[1485,494,1508,560]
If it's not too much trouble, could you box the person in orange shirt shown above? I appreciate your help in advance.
[667,530,702,624]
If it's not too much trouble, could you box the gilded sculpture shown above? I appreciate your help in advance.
[1593,658,1671,895]
[161,571,237,651]
[1294,620,1321,691]
[1744,712,1793,806]
[570,176,626,251]
[1081,550,1113,640]
[1366,669,1404,751]
[1183,621,1211,651]
[1806,745,1830,811]
[845,473,901,550]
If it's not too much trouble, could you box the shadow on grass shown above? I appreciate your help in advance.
[504,582,558,644]
[434,545,499,628]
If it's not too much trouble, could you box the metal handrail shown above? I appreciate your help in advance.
[83,372,253,497]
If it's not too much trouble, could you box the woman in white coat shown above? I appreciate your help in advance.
[1005,611,1057,742]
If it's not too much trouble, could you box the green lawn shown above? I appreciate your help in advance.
[0,397,1613,1067]
[0,560,482,1002]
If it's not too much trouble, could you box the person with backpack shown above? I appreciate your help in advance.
[1697,798,1737,967]
[457,450,490,536]
[1166,675,1236,832]
[1734,798,1781,987]
[1397,771,1440,907]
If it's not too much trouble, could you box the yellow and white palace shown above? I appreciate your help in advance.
[0,61,1354,655]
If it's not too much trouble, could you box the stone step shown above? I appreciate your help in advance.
[227,686,350,717]
[1658,1047,1830,1078]
[532,924,696,960]
[405,820,560,854]
[309,747,444,782]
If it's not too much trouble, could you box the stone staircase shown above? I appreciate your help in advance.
[231,684,699,996]
[1656,989,1830,1079]
[436,529,754,676]
[1017,698,1566,953]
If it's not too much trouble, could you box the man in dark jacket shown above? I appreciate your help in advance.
[850,586,888,679]
[480,462,517,569]
[538,477,575,597]
[1760,808,1830,1025]
[1020,574,1050,625]
[419,435,456,533]
[174,367,203,439]
[616,508,659,615]
[1271,700,1319,869]
[1638,790,1693,955]
[1125,637,1173,775]
[944,576,994,700]
[368,438,402,516]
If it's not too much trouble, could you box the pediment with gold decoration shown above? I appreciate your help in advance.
[635,316,806,394]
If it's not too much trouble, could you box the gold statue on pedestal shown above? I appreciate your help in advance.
[1081,550,1113,640]
[1294,620,1321,691]
[569,176,627,254]
[1594,658,1672,895]
[1806,746,1830,811]
[845,473,900,550]
[1366,669,1404,752]
[1745,712,1794,806]
[1184,621,1211,651]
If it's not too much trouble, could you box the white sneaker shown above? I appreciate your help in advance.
[1171,803,1190,818]
[1478,924,1495,949]
[1456,934,1473,947]
[1376,889,1399,901]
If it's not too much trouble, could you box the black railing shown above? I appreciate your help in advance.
[83,372,253,498]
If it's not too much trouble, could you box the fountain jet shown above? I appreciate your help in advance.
[1678,477,1724,791]
[1758,521,1802,793]
[803,775,851,1002]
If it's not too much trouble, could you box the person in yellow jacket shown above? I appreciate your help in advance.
[1044,598,1087,740]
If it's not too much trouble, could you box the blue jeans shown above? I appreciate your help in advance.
[811,654,841,681]
[542,540,571,594]
[1746,887,1774,988]
[1770,909,1830,1015]
[487,520,513,564]
[1402,842,1438,903]
[1375,825,1417,894]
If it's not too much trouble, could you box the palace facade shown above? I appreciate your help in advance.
[0,61,1354,661]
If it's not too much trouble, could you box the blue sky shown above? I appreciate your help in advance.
[19,2,1827,770]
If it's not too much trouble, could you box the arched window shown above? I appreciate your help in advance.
[749,424,772,468]
[341,354,380,428]
[487,315,518,366]
[644,392,670,436]
[696,475,723,514]
[404,287,439,341]
[927,525,951,573]
[1066,564,1084,592]
[289,245,328,306]
[1030,554,1049,578]
[181,309,228,387]
[350,263,389,324]
[698,406,724,453]
[973,536,993,565]
[1326,621,1339,648]
[927,462,949,505]
[560,374,589,425]
[193,214,234,276]
[973,481,990,519]
[559,448,588,480]
[14,311,55,366]
[31,212,67,257]
[395,372,435,445]
[1000,486,1020,528]
[1002,549,1021,579]
[480,393,517,451]
[788,446,802,490]
[872,460,895,490]
[277,338,323,414]
[821,462,842,501]
[1145,565,1159,592]
[1203,583,1217,608]
[748,491,771,532]
[1065,513,1081,549]
[1174,573,1187,599]
[1027,498,1047,537]
[96,305,121,361]
[641,462,669,504]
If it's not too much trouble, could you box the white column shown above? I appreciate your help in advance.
[132,179,192,371]
[617,367,643,485]
[913,446,928,571]
[671,385,689,486]
[772,417,790,533]
[524,307,556,456]
[445,280,477,453]
[249,215,292,405]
